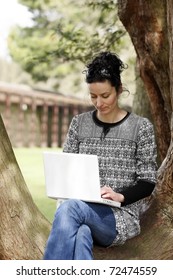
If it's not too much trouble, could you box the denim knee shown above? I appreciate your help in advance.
[56,199,80,214]
[76,224,92,241]
[55,199,84,223]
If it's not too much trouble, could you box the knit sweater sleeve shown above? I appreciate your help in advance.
[121,118,157,206]
[63,115,79,153]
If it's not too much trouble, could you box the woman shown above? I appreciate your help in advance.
[43,51,157,260]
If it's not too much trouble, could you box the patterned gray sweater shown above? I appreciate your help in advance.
[63,110,157,245]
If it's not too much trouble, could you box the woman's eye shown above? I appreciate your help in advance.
[90,94,109,99]
[103,95,109,98]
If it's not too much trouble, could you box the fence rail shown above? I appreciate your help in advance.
[0,82,92,147]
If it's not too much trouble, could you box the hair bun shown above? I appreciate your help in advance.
[84,51,127,91]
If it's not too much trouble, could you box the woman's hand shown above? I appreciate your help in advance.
[101,186,124,203]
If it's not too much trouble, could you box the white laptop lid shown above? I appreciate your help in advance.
[43,152,101,201]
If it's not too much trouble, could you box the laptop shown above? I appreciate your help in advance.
[43,151,120,208]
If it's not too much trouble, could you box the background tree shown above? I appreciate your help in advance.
[117,0,171,162]
[0,58,33,85]
[8,0,127,93]
[94,0,173,259]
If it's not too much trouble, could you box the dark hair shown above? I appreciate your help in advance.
[84,51,127,92]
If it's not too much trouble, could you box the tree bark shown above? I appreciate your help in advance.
[0,115,51,260]
[94,0,173,260]
[118,0,171,162]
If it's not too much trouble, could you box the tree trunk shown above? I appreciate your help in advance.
[0,115,51,260]
[118,0,171,162]
[94,0,173,259]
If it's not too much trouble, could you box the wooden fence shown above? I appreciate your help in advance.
[0,82,92,147]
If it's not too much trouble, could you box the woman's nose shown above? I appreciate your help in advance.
[96,97,103,108]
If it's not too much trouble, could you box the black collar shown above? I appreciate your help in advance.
[92,110,130,128]
[92,110,130,140]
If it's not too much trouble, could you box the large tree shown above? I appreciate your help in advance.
[0,0,173,259]
[0,116,51,259]
[94,0,173,259]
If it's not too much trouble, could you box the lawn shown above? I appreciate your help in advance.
[13,147,61,222]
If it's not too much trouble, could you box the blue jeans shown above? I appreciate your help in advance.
[43,199,117,260]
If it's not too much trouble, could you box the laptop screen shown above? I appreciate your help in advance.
[43,152,101,201]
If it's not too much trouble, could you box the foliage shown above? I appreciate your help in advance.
[8,0,126,88]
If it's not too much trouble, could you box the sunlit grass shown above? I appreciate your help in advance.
[13,147,61,222]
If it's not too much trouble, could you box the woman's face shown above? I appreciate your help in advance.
[88,80,119,117]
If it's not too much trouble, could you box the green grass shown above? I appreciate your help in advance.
[13,147,61,222]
